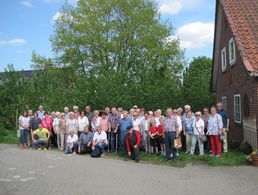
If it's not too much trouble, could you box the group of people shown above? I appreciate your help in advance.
[18,102,229,162]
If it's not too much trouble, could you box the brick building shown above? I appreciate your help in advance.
[211,0,258,149]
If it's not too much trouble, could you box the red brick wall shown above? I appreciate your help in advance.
[216,3,258,143]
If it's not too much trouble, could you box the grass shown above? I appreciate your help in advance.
[0,128,18,144]
[104,150,249,167]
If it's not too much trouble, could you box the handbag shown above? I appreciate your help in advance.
[174,137,182,149]
[194,123,207,142]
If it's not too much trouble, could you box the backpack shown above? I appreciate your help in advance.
[91,146,101,158]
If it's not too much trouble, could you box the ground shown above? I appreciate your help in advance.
[0,144,257,195]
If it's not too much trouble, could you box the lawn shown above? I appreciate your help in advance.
[0,128,18,144]
[104,150,250,167]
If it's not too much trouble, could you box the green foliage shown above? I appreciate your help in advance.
[182,56,216,111]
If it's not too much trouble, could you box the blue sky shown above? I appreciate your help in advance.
[0,0,215,71]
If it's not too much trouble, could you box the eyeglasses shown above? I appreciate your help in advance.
[195,115,200,116]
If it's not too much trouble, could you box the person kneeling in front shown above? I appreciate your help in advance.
[125,126,141,162]
[78,125,94,154]
[65,130,78,154]
[32,124,50,150]
[91,126,108,157]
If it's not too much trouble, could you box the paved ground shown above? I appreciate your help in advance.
[0,144,257,195]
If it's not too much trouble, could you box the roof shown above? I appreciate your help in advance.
[220,0,258,74]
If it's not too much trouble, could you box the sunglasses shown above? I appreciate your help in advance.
[195,115,200,116]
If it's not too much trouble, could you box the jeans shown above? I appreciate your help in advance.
[190,135,204,155]
[33,140,49,147]
[96,143,107,153]
[65,143,78,154]
[143,131,151,153]
[185,133,193,153]
[20,129,28,144]
[119,132,127,154]
[110,129,118,152]
[164,131,177,159]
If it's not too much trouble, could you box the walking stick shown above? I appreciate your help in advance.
[108,131,111,153]
[116,132,118,154]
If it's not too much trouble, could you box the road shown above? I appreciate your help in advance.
[0,144,257,195]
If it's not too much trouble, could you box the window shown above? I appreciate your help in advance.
[222,96,227,110]
[221,47,227,72]
[234,94,241,123]
[229,38,236,65]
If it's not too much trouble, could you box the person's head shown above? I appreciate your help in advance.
[38,105,43,111]
[154,111,157,117]
[166,108,173,117]
[38,123,42,130]
[156,109,161,116]
[127,126,133,133]
[69,112,75,119]
[210,106,217,116]
[28,110,33,116]
[216,102,223,111]
[55,112,61,118]
[64,107,69,113]
[73,105,79,112]
[133,105,138,110]
[123,111,128,119]
[105,107,110,115]
[150,119,156,126]
[140,108,145,116]
[159,117,164,124]
[96,125,102,133]
[85,105,91,113]
[173,109,178,115]
[149,111,153,117]
[177,107,183,116]
[129,108,134,115]
[203,107,209,115]
[184,105,191,113]
[144,112,149,119]
[70,130,75,137]
[83,125,89,133]
[187,110,193,118]
[101,112,106,119]
[33,111,38,118]
[111,107,116,115]
[118,107,123,114]
[22,111,27,117]
[51,111,56,118]
[195,111,202,120]
[80,111,85,117]
[94,110,99,117]
[132,112,138,119]
[61,113,65,119]
[44,111,50,117]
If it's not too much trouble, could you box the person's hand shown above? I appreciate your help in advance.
[114,129,117,133]
[91,146,95,151]
[78,147,81,154]
[225,128,229,132]
[176,132,179,138]
[183,132,186,136]
[87,142,91,147]
[162,134,165,138]
[128,152,131,156]
[134,145,138,149]
[218,129,222,135]
[108,129,111,133]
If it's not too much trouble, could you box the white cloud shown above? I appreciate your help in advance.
[0,39,27,46]
[20,0,33,8]
[159,0,183,15]
[175,21,214,49]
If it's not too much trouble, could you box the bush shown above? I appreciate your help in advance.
[239,141,252,155]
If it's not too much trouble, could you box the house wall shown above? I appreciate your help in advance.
[215,2,258,143]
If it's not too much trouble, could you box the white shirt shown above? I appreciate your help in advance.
[132,118,141,132]
[91,117,101,132]
[67,134,78,148]
[78,116,89,132]
[154,117,161,127]
[141,118,150,131]
[19,115,29,130]
[193,119,205,136]
[93,131,108,145]
[177,116,182,132]
[53,118,60,134]
[66,119,78,134]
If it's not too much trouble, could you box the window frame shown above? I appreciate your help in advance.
[222,96,227,111]
[233,94,241,123]
[229,37,236,65]
[221,47,227,72]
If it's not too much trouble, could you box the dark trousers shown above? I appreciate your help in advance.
[119,132,127,154]
[79,144,91,154]
[129,146,140,161]
[109,128,118,152]
[164,131,177,159]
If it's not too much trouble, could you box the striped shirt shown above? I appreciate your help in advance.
[164,115,179,132]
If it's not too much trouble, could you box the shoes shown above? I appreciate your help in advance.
[135,159,140,163]
[215,155,221,158]
[38,147,42,150]
[186,151,190,154]
[163,157,171,162]
[209,154,215,157]
[44,147,47,151]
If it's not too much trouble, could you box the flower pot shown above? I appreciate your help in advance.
[251,156,258,167]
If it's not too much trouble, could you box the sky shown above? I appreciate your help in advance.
[0,0,216,71]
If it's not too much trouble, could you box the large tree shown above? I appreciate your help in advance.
[49,0,184,110]
[182,56,216,111]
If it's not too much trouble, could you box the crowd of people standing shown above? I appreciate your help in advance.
[18,102,229,162]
